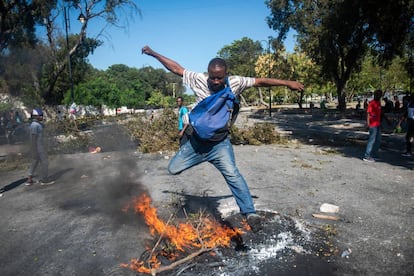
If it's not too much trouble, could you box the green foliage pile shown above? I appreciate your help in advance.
[125,109,179,153]
[125,111,286,153]
[230,123,286,145]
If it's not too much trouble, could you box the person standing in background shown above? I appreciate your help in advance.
[26,108,54,186]
[393,95,401,112]
[363,90,383,162]
[176,96,191,147]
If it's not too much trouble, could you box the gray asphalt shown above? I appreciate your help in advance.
[0,110,413,275]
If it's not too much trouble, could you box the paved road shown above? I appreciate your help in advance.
[0,113,413,275]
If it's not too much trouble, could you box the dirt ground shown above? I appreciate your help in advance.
[0,109,413,276]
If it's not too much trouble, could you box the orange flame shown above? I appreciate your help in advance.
[120,254,160,274]
[122,193,244,273]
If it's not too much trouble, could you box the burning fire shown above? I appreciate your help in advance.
[121,193,245,274]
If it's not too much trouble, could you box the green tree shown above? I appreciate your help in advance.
[255,47,289,107]
[105,64,150,108]
[0,42,60,108]
[0,0,140,105]
[137,66,185,102]
[41,35,101,104]
[218,37,262,76]
[68,65,152,108]
[41,0,139,104]
[0,0,47,51]
[146,90,173,108]
[286,49,322,108]
[66,76,119,107]
[347,54,410,99]
[217,37,263,106]
[266,0,414,110]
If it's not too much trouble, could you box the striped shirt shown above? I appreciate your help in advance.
[183,70,255,104]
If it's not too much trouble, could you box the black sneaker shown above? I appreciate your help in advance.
[246,213,262,232]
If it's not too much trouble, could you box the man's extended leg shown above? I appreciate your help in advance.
[168,137,205,175]
[206,138,256,215]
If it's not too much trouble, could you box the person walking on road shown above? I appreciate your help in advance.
[26,108,54,186]
[141,45,304,232]
[396,95,414,157]
[363,89,383,162]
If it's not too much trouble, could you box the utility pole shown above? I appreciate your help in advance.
[63,3,86,104]
[261,38,272,117]
[267,38,271,117]
[64,6,74,103]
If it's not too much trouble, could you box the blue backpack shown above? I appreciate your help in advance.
[189,79,239,141]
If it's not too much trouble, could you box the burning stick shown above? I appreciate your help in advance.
[151,247,213,275]
[150,211,217,275]
[122,193,244,275]
[147,214,174,269]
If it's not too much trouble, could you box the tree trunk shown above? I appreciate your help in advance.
[336,80,347,110]
[257,88,269,107]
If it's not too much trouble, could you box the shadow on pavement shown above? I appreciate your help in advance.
[249,109,413,170]
[162,190,235,221]
[0,178,27,193]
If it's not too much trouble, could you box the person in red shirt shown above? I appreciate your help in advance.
[363,90,383,162]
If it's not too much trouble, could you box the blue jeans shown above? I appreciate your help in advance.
[168,136,256,215]
[364,126,381,158]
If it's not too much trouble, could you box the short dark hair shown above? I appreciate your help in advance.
[177,96,184,101]
[208,58,227,71]
[373,89,383,100]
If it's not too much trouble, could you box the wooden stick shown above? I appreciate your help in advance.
[312,213,340,221]
[151,247,213,276]
[151,211,213,276]
[149,214,174,260]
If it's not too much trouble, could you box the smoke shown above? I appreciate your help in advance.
[102,157,148,228]
[45,122,148,231]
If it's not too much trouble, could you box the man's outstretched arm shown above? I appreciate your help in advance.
[254,78,304,91]
[141,46,185,77]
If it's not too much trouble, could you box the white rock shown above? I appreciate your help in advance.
[320,203,339,213]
